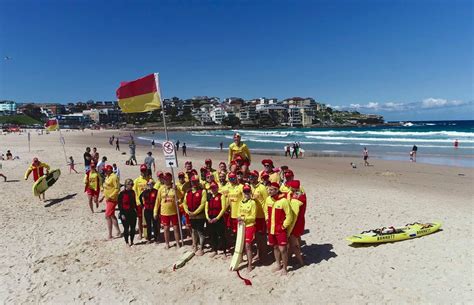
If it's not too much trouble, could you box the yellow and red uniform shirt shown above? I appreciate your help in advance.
[228,142,251,163]
[133,176,152,205]
[280,183,305,194]
[227,183,243,218]
[265,193,293,235]
[84,171,101,192]
[251,183,268,219]
[287,191,307,235]
[238,198,257,227]
[25,162,50,181]
[103,173,120,201]
[154,185,182,217]
[259,170,281,184]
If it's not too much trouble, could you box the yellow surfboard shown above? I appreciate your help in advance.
[32,169,61,196]
[229,221,246,271]
[346,222,442,244]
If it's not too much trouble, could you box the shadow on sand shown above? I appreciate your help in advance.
[44,193,77,208]
[302,243,338,265]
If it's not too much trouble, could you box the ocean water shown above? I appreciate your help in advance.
[137,120,474,168]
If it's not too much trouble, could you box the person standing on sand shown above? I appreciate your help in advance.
[249,170,268,262]
[140,179,159,243]
[265,182,293,275]
[151,140,155,150]
[285,144,291,157]
[92,147,99,164]
[118,179,137,247]
[205,182,227,257]
[363,147,369,166]
[84,162,101,213]
[410,145,418,162]
[183,176,207,255]
[155,173,182,248]
[133,164,153,240]
[144,152,156,177]
[220,142,223,151]
[176,140,180,151]
[182,143,187,156]
[238,184,257,272]
[84,147,92,172]
[287,180,306,267]
[24,157,50,201]
[128,141,137,165]
[115,138,120,151]
[100,165,121,240]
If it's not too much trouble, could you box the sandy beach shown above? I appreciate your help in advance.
[0,129,472,304]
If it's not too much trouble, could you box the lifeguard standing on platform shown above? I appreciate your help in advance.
[25,157,50,201]
[228,133,251,166]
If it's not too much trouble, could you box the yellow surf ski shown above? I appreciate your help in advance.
[229,221,246,271]
[346,222,442,244]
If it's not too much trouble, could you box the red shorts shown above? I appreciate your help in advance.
[255,218,266,234]
[230,217,238,233]
[136,205,143,218]
[245,225,256,244]
[105,200,117,217]
[86,189,99,199]
[161,214,179,227]
[291,220,305,238]
[268,231,288,246]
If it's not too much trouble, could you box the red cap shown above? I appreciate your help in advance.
[210,182,219,189]
[243,184,252,192]
[285,170,294,178]
[205,159,212,164]
[190,169,198,176]
[261,172,270,178]
[249,170,259,177]
[228,172,237,179]
[164,172,172,180]
[156,171,164,177]
[178,172,185,177]
[262,159,273,166]
[191,175,200,184]
[287,180,300,189]
[269,182,280,189]
[140,164,147,172]
[105,165,113,172]
[200,166,207,172]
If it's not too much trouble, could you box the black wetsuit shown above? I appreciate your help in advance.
[118,190,137,244]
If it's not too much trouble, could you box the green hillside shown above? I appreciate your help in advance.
[0,114,42,125]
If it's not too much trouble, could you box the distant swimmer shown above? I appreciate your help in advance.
[454,139,459,149]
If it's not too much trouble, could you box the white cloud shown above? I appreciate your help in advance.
[339,98,471,113]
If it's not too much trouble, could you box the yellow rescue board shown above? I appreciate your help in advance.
[346,222,442,244]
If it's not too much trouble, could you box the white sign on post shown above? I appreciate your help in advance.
[162,141,178,168]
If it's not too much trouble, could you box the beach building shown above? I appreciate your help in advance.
[210,106,226,124]
[0,100,17,115]
[239,104,258,126]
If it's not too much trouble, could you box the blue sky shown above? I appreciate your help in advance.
[0,0,472,120]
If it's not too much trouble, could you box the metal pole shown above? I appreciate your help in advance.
[28,132,31,152]
[58,127,68,165]
[155,73,184,246]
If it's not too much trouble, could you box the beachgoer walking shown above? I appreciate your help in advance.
[265,182,293,275]
[128,141,137,165]
[115,138,120,151]
[92,147,99,164]
[220,142,223,151]
[84,162,101,213]
[410,145,418,162]
[97,156,107,181]
[100,165,121,240]
[24,157,50,201]
[118,179,137,247]
[151,140,155,149]
[285,144,291,157]
[291,143,299,159]
[176,140,180,151]
[69,156,79,174]
[84,147,92,171]
[144,152,156,177]
[182,143,187,156]
[363,147,369,166]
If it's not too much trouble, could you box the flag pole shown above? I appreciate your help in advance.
[155,73,184,246]
[57,120,68,165]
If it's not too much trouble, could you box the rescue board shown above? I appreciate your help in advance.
[346,222,442,244]
[173,250,195,270]
[229,221,246,271]
[32,169,61,196]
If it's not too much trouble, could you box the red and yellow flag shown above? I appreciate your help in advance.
[116,73,161,113]
[45,118,59,131]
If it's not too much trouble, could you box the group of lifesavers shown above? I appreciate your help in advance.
[82,133,307,274]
